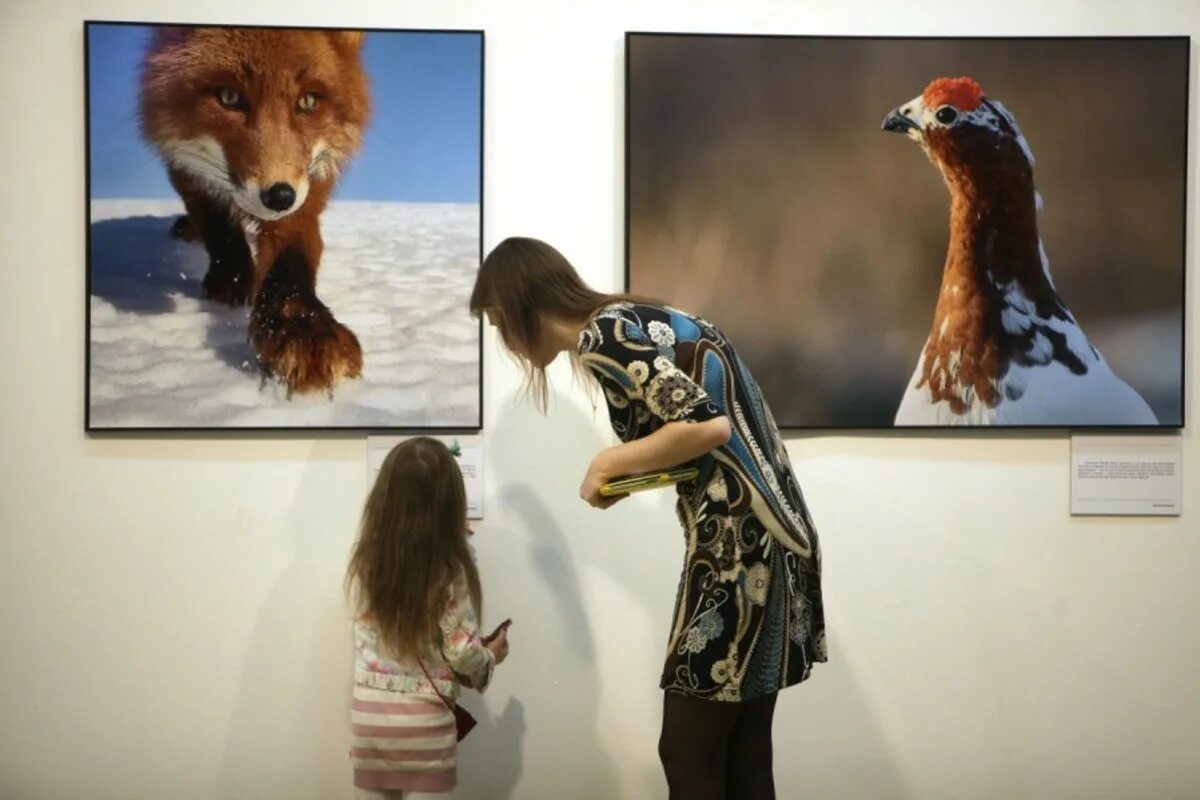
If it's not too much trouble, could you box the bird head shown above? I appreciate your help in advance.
[882,77,1035,190]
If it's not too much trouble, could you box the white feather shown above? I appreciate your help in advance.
[895,328,1158,426]
[1000,307,1032,334]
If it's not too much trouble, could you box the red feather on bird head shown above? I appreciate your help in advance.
[922,77,984,111]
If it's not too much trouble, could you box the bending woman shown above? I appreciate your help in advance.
[471,237,825,800]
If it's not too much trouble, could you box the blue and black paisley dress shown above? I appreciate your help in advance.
[578,302,826,702]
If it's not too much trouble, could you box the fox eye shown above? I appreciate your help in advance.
[297,92,319,113]
[935,106,958,125]
[217,87,243,110]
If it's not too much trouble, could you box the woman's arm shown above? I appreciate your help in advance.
[580,416,731,508]
[603,416,731,475]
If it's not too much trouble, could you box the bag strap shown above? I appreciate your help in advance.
[417,657,455,712]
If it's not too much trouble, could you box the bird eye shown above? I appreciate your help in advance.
[935,106,958,125]
[297,92,319,113]
[217,87,242,110]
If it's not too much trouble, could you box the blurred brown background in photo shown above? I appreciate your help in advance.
[628,35,1187,427]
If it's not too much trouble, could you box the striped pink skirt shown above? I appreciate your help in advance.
[351,685,458,793]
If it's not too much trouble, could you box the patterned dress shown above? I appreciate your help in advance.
[578,302,826,702]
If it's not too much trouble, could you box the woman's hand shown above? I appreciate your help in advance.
[580,449,625,510]
[486,625,510,666]
[580,418,731,510]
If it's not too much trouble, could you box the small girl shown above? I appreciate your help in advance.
[345,437,510,799]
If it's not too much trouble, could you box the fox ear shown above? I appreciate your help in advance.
[330,30,366,51]
[151,25,194,47]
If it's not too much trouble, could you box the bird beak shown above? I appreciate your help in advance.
[882,108,920,135]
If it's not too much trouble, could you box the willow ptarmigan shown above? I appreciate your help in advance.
[881,76,1157,426]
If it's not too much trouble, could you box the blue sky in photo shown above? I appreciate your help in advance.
[87,24,481,203]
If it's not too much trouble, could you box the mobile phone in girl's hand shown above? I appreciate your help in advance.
[483,618,512,644]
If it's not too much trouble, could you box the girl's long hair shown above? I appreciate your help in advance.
[345,437,482,660]
[469,236,653,411]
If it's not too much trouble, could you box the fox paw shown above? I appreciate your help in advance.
[252,295,363,396]
[169,215,199,242]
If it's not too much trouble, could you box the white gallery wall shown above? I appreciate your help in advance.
[1,0,1197,797]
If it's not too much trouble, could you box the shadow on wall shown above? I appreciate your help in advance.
[778,634,909,799]
[455,695,527,800]
[205,389,909,798]
[457,394,628,798]
[216,442,358,800]
[477,384,909,797]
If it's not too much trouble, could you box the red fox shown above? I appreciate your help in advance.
[140,26,371,395]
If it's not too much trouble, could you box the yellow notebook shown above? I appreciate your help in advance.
[599,467,700,497]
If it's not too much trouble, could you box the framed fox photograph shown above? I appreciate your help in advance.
[626,33,1189,429]
[85,22,484,431]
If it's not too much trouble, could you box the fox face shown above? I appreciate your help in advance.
[140,27,370,221]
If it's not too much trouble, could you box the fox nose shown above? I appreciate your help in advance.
[260,182,296,212]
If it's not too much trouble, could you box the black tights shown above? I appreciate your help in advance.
[658,691,778,800]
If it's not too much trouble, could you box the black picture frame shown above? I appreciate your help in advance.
[84,20,485,434]
[624,32,1189,432]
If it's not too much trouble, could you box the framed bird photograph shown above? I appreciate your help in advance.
[85,22,484,431]
[626,33,1189,429]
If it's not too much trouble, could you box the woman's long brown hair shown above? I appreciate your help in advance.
[345,437,482,661]
[469,236,650,410]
